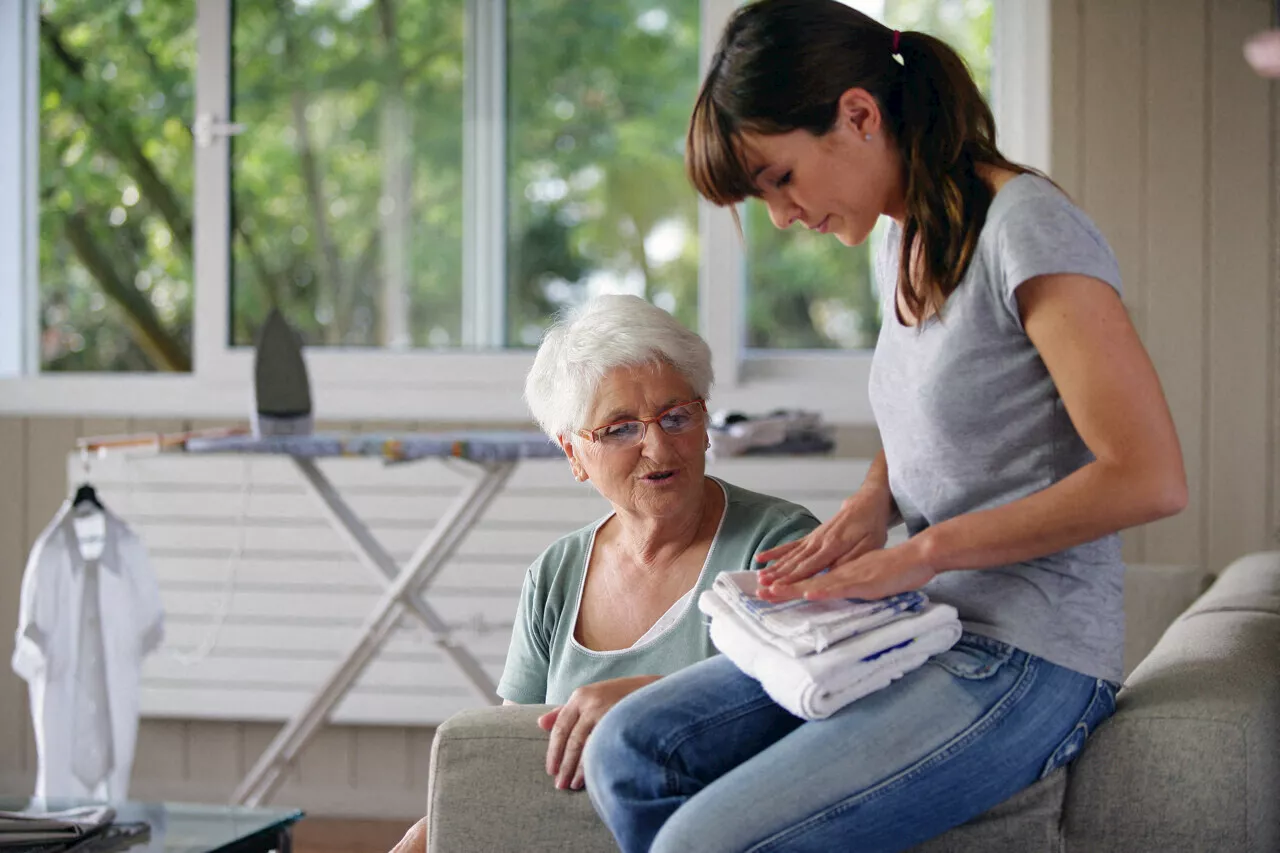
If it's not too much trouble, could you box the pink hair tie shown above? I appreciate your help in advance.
[892,29,901,54]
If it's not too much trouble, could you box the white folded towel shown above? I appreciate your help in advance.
[712,571,927,656]
[699,591,962,720]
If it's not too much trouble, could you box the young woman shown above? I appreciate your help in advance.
[582,2,1187,851]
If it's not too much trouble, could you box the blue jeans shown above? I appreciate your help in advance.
[584,633,1116,853]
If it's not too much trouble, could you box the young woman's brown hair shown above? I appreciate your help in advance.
[687,0,1032,324]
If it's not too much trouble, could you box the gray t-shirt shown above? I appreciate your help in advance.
[869,174,1126,683]
[497,478,820,704]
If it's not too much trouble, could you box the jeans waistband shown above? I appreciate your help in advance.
[958,631,1118,691]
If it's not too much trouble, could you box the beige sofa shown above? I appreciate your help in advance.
[426,553,1280,852]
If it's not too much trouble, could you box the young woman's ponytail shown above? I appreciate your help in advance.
[891,30,1013,322]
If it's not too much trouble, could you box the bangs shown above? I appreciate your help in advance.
[686,87,759,207]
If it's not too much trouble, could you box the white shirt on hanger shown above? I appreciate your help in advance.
[11,500,165,801]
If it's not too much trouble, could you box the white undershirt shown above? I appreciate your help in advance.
[630,588,695,648]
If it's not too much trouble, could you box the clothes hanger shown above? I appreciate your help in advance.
[72,482,104,511]
[72,446,104,511]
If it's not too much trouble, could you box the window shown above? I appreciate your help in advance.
[230,0,466,350]
[227,0,699,353]
[27,0,701,369]
[2,0,1047,422]
[37,0,196,372]
[506,1,700,346]
[744,0,994,351]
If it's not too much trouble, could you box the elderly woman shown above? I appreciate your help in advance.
[389,294,817,853]
[500,293,818,789]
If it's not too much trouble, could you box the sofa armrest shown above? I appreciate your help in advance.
[427,705,618,853]
[1064,552,1280,853]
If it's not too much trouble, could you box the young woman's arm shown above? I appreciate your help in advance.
[921,273,1186,566]
[765,274,1187,601]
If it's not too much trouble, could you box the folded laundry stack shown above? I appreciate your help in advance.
[698,571,962,720]
[707,409,835,458]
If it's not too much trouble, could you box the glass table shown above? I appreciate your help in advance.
[0,799,304,853]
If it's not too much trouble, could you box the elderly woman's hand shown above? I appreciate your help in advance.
[388,816,427,853]
[756,484,895,589]
[538,675,662,791]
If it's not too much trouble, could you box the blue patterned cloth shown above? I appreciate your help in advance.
[183,431,562,463]
[708,571,929,656]
[734,589,925,619]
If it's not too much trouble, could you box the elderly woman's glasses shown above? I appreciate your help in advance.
[577,400,708,449]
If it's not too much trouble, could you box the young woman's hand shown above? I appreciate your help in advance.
[758,537,936,602]
[756,486,895,587]
[538,675,661,791]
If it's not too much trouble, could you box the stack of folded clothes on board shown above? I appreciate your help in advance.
[698,571,962,720]
[707,409,835,458]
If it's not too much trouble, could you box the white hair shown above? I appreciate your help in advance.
[525,294,714,440]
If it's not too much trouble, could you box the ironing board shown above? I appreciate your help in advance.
[178,431,563,807]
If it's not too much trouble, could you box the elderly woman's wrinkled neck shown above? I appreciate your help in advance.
[564,362,721,569]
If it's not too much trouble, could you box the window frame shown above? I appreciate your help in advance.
[0,0,1048,425]
[0,0,38,380]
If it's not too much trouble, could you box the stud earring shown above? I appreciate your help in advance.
[864,133,873,141]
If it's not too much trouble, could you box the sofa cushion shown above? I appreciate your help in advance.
[428,705,617,853]
[910,770,1066,853]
